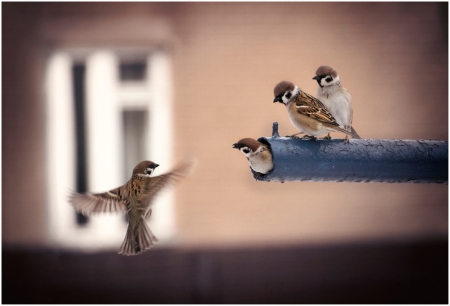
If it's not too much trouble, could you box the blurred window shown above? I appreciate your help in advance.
[45,50,175,251]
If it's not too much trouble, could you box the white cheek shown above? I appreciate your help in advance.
[282,95,290,104]
[323,75,340,87]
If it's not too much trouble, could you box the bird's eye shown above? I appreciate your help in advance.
[325,77,333,82]
[285,92,292,99]
[243,148,250,154]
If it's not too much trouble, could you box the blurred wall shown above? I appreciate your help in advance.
[2,2,448,247]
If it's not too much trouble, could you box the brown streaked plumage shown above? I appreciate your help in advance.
[273,80,360,139]
[294,90,340,126]
[69,159,195,256]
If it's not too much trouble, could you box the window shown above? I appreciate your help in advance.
[45,49,174,250]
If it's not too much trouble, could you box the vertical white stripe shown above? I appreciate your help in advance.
[85,51,125,246]
[45,52,76,245]
[147,51,175,241]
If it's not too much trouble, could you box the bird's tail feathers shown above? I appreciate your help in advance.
[118,218,158,256]
[350,126,361,139]
[331,125,361,139]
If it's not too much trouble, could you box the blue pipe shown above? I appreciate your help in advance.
[252,122,448,184]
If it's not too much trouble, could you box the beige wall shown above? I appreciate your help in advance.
[3,3,447,248]
[3,3,47,245]
[172,3,448,246]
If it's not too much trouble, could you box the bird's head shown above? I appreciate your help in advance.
[232,138,263,158]
[313,65,340,88]
[133,160,159,177]
[273,80,299,105]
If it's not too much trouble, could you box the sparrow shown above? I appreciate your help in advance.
[312,65,360,140]
[273,80,360,140]
[69,159,194,256]
[232,138,274,178]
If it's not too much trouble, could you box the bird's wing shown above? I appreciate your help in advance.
[138,158,196,210]
[70,186,128,216]
[295,91,340,126]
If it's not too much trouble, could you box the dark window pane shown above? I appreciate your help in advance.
[119,61,147,81]
[73,63,89,226]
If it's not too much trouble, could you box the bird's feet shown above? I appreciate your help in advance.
[285,133,316,140]
[285,132,304,138]
[301,135,317,141]
[322,133,332,140]
[254,172,263,181]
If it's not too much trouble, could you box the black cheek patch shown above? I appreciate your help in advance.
[285,92,292,99]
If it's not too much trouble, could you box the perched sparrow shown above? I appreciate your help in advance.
[70,159,194,256]
[273,80,360,139]
[233,138,274,178]
[312,65,360,140]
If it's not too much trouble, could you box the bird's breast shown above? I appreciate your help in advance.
[286,102,322,135]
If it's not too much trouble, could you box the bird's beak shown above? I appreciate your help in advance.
[273,96,282,103]
[312,75,320,80]
[152,164,160,169]
[232,143,241,149]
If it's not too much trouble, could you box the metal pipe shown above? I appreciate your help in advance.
[252,122,448,184]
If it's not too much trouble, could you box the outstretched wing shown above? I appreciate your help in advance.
[69,186,128,216]
[138,158,196,210]
[295,91,340,126]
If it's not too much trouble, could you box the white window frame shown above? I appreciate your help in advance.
[45,48,175,251]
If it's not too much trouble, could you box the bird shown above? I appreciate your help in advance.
[69,159,194,256]
[312,65,360,140]
[232,138,274,179]
[273,80,360,140]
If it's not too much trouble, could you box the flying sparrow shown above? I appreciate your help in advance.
[312,65,360,140]
[69,159,194,256]
[233,138,274,178]
[273,80,360,140]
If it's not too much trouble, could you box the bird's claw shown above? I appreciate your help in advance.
[301,135,317,141]
[286,135,301,139]
[255,172,261,181]
[285,133,303,138]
